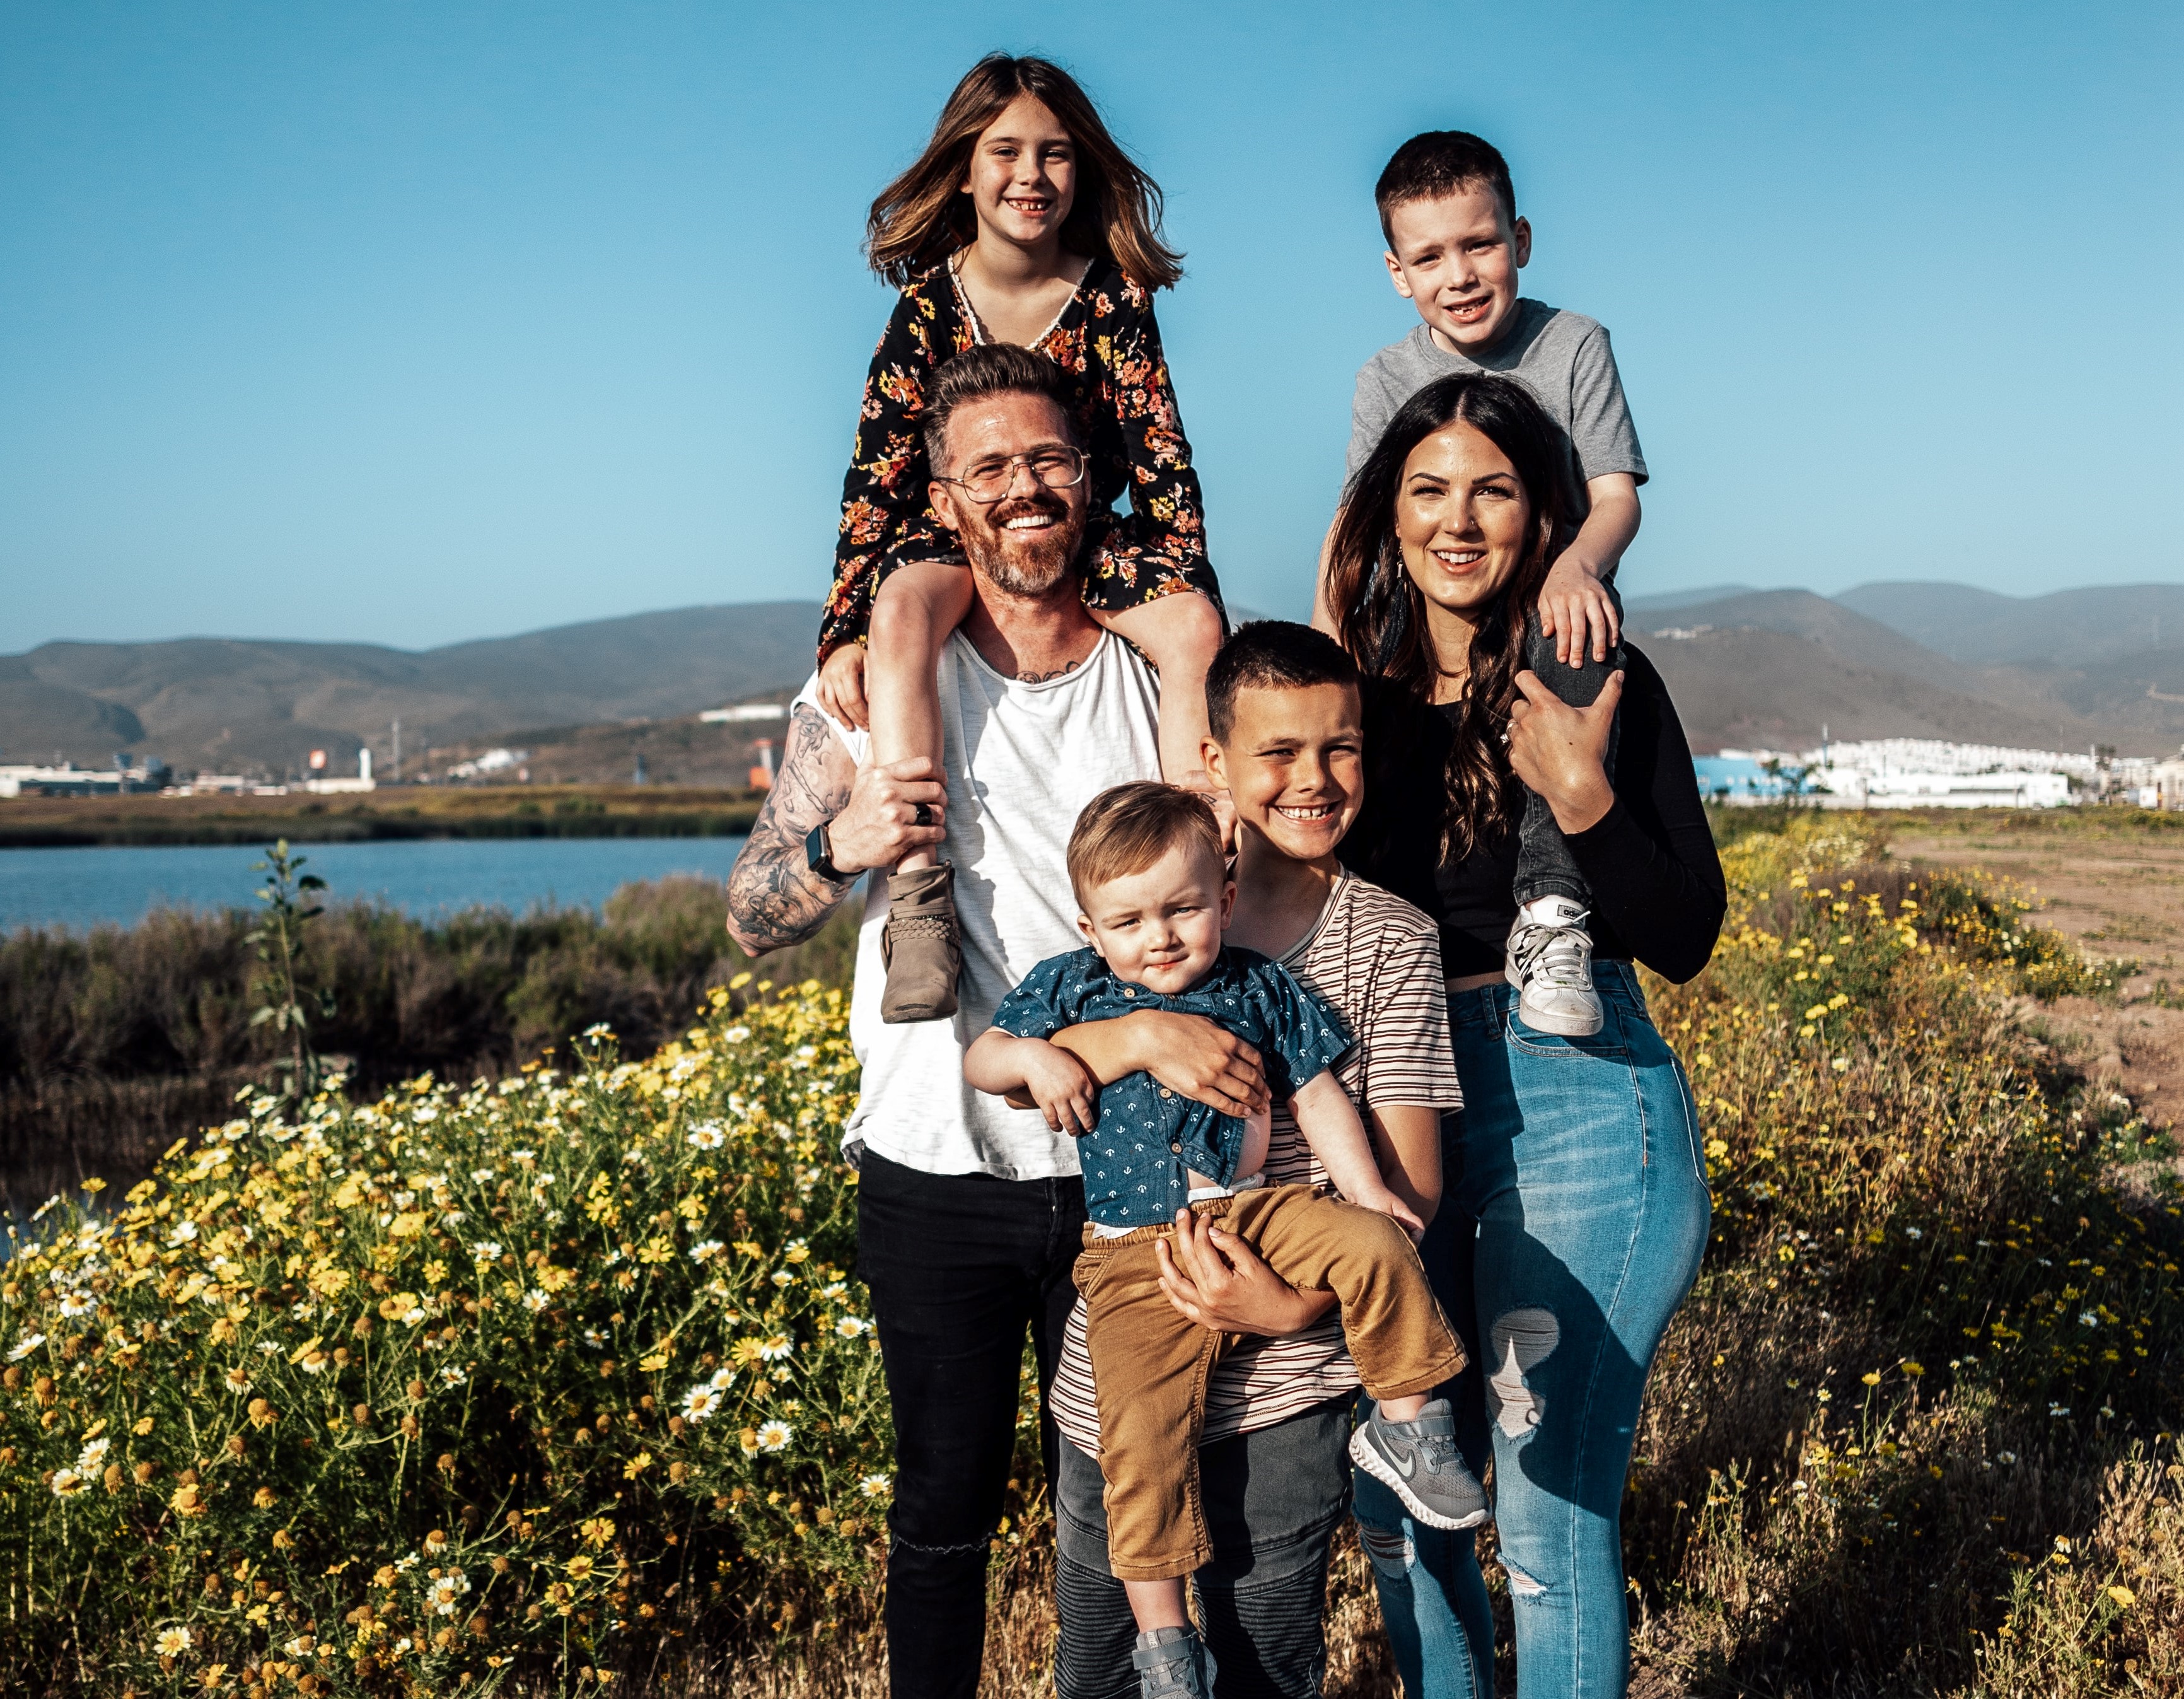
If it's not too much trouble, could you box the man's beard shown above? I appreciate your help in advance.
[961,493,1082,598]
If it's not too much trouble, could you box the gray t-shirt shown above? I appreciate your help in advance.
[1345,300,1646,525]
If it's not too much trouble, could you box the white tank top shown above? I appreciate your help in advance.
[795,628,1163,1181]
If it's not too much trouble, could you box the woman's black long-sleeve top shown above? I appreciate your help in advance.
[1340,643,1726,984]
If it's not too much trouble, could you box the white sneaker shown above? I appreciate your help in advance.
[1506,896,1603,1036]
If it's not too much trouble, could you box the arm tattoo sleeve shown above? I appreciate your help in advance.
[725,704,858,954]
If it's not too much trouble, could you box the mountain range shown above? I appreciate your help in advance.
[0,604,820,775]
[8,581,2184,776]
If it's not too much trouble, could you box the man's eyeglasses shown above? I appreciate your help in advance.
[935,447,1089,505]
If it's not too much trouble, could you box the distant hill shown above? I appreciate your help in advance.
[1639,628,2146,754]
[1623,584,1760,619]
[1837,581,2184,669]
[1,604,824,774]
[13,583,2183,781]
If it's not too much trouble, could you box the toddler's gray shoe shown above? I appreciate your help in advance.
[1349,1398,1490,1531]
[1506,894,1603,1037]
[1134,1625,1216,1698]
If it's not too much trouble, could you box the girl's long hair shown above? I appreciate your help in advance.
[1326,373,1567,860]
[866,54,1183,293]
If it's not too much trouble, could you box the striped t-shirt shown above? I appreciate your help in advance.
[1049,872,1460,1456]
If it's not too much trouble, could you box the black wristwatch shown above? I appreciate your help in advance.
[805,822,847,883]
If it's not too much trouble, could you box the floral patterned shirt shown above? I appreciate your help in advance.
[818,253,1216,659]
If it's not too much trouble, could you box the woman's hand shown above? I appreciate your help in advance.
[1507,668,1622,834]
[1155,1208,1339,1336]
[816,644,870,732]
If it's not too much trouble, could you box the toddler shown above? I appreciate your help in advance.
[965,781,1484,1699]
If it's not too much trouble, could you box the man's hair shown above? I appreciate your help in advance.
[1205,621,1361,744]
[922,344,1078,476]
[1374,131,1517,246]
[1067,781,1224,908]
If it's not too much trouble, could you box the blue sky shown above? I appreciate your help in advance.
[3,1,2178,652]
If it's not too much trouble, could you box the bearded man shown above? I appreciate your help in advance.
[727,347,1354,1699]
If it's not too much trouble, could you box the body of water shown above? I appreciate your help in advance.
[0,836,751,931]
[1693,756,1800,801]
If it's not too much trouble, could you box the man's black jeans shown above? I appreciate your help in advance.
[856,1148,1086,1699]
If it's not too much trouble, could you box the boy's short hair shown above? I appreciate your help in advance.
[1067,782,1224,908]
[1375,131,1517,245]
[1205,621,1361,744]
[922,344,1079,474]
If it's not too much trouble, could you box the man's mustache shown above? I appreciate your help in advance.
[985,493,1070,530]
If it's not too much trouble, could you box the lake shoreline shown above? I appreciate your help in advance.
[0,783,763,848]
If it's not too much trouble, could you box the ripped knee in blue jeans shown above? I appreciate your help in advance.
[1484,1305,1560,1439]
[1356,1521,1416,1579]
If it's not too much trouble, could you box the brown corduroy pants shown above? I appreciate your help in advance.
[1074,1182,1467,1581]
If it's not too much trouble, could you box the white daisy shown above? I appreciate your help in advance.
[756,1420,791,1453]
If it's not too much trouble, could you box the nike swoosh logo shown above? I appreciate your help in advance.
[1391,1445,1419,1480]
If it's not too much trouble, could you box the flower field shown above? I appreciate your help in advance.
[1,979,902,1696]
[3,812,2181,1696]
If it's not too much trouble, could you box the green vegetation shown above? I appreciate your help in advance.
[0,881,856,1213]
[1,815,2178,1695]
[0,788,762,850]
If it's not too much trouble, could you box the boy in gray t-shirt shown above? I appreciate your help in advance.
[1320,130,1646,1039]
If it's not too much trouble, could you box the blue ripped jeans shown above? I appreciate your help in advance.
[1353,962,1710,1699]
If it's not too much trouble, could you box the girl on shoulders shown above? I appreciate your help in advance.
[815,54,1224,1025]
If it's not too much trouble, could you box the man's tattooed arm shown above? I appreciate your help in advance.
[724,704,858,955]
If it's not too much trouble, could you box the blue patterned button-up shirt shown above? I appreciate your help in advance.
[991,947,1353,1229]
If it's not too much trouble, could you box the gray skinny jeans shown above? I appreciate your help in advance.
[1516,588,1624,909]
[1052,1401,1354,1699]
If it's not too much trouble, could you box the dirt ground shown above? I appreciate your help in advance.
[1892,818,2184,1131]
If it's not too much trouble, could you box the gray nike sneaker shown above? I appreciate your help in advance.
[1348,1398,1490,1531]
[1134,1625,1217,1698]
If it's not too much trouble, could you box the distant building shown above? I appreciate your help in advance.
[2145,759,2184,809]
[1803,738,2076,809]
[0,761,161,798]
[303,749,376,795]
[445,748,525,782]
[700,703,789,724]
[1811,767,2073,809]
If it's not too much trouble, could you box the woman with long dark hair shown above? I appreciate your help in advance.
[1329,373,1723,1698]
[813,54,1224,1025]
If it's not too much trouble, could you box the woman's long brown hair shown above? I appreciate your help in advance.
[865,55,1183,293]
[1325,373,1567,860]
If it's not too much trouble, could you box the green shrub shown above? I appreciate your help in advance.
[1,977,888,1695]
